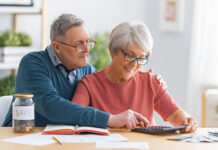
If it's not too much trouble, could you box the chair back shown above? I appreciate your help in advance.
[0,95,13,126]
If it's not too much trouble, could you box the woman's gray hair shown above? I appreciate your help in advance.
[50,14,84,42]
[108,21,153,57]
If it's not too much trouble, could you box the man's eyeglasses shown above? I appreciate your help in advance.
[120,48,149,65]
[58,40,96,52]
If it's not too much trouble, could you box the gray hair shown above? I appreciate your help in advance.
[50,14,84,42]
[108,21,153,57]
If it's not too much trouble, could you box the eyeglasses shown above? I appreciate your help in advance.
[120,48,149,65]
[58,40,96,52]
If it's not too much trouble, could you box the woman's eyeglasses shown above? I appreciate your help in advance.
[120,48,149,65]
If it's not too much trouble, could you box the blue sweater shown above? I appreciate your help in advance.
[3,49,110,127]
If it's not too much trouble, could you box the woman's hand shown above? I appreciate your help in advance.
[182,117,198,133]
[167,109,198,133]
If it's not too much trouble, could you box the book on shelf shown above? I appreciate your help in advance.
[42,124,110,135]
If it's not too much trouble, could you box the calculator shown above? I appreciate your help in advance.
[131,126,187,135]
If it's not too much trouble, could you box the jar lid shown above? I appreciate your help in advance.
[14,93,34,98]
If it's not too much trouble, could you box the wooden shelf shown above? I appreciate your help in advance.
[0,0,47,71]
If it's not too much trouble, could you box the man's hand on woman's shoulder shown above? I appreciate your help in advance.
[148,69,167,88]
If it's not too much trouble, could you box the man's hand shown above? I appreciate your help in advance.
[107,109,150,129]
[148,69,167,88]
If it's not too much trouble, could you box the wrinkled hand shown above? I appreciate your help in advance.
[181,117,198,133]
[107,109,150,129]
[148,69,167,88]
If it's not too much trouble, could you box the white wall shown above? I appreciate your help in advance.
[144,0,195,124]
[145,1,194,108]
[0,0,198,124]
[47,0,148,35]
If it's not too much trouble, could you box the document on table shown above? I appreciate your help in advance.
[167,133,218,143]
[1,133,55,146]
[96,142,149,149]
[1,133,128,146]
[57,134,128,143]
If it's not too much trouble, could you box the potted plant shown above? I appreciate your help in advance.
[89,32,111,71]
[0,30,33,68]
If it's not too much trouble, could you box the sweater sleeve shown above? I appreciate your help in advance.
[15,53,110,128]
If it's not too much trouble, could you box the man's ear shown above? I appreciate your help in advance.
[52,41,60,52]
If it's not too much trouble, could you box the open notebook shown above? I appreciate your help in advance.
[42,124,110,135]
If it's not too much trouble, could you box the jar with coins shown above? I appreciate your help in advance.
[13,93,35,133]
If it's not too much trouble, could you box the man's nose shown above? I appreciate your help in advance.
[80,44,89,53]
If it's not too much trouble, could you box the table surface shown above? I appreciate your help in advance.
[0,127,218,150]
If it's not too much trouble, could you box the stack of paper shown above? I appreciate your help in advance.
[168,133,218,143]
[96,142,149,149]
[1,132,128,146]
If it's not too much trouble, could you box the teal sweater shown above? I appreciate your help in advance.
[3,49,110,127]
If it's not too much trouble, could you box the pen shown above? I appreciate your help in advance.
[52,136,62,145]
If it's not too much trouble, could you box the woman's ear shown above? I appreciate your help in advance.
[110,50,115,58]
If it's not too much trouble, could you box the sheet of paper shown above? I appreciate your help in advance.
[167,134,218,143]
[96,142,149,149]
[56,134,128,143]
[1,133,55,146]
[1,133,127,146]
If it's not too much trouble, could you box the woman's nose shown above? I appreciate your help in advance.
[129,59,138,67]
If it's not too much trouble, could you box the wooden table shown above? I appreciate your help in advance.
[0,127,218,150]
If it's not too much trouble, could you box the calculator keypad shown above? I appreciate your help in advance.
[131,126,186,135]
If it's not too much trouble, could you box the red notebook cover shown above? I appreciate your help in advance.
[42,125,110,135]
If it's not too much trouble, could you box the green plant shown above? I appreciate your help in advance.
[0,74,16,96]
[89,32,111,71]
[17,32,32,46]
[0,30,32,47]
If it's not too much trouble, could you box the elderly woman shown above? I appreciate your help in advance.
[72,21,197,132]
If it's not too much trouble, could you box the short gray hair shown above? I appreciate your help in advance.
[108,21,153,57]
[50,14,84,42]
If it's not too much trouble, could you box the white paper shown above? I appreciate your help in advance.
[56,134,128,143]
[1,133,127,146]
[1,133,55,146]
[96,142,149,149]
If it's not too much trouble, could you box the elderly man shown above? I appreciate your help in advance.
[3,14,152,128]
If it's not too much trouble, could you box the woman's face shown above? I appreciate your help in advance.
[110,43,148,81]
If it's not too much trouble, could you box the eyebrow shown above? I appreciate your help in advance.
[125,50,147,58]
[73,38,90,43]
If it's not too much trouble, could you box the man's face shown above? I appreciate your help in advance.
[52,24,90,70]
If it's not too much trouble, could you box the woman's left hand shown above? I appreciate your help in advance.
[168,109,198,133]
[182,117,198,133]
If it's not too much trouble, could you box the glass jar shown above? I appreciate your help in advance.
[13,93,35,133]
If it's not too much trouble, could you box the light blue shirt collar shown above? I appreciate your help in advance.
[47,45,77,85]
[47,44,62,67]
